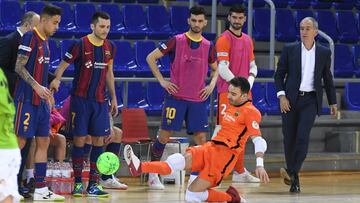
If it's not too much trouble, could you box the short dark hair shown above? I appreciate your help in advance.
[229,77,250,94]
[91,11,110,24]
[41,4,62,17]
[189,6,206,17]
[229,4,246,16]
[21,11,37,26]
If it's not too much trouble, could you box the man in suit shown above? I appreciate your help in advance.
[274,17,337,193]
[0,12,40,96]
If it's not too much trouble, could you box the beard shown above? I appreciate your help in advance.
[190,26,202,34]
[230,23,243,31]
[94,31,107,40]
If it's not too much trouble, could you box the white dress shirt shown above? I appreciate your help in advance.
[277,42,316,98]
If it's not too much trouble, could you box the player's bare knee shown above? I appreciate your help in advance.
[91,136,104,146]
[158,129,172,143]
[73,136,86,147]
[36,137,50,149]
[193,132,207,145]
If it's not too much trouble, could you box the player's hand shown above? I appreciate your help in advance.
[199,84,215,100]
[255,166,270,184]
[279,95,291,113]
[330,104,338,117]
[160,80,178,94]
[49,78,61,92]
[33,84,52,100]
[110,98,118,117]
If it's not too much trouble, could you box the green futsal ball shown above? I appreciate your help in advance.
[96,152,120,175]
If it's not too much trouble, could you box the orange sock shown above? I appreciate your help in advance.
[206,189,232,202]
[141,161,172,175]
[233,150,245,173]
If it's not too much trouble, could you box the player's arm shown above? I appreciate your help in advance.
[52,60,70,91]
[106,61,118,117]
[216,36,234,82]
[248,40,257,89]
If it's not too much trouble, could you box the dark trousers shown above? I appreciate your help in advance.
[281,93,317,173]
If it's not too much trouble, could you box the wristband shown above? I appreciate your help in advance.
[256,157,264,167]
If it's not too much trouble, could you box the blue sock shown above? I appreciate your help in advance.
[151,139,166,161]
[34,162,47,188]
[72,146,84,184]
[88,146,103,188]
[83,143,92,160]
[102,143,121,181]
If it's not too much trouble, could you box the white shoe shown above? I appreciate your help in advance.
[124,145,141,176]
[100,175,128,190]
[20,195,24,202]
[148,174,165,190]
[33,187,65,201]
[232,169,260,183]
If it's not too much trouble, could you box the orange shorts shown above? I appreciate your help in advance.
[186,142,238,187]
[217,92,253,124]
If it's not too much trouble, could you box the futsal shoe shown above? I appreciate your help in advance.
[124,145,142,176]
[226,186,246,203]
[100,175,128,190]
[86,184,109,198]
[33,187,65,201]
[232,169,260,183]
[280,168,292,185]
[148,174,165,190]
[72,183,86,197]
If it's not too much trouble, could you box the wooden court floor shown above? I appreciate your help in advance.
[26,173,360,203]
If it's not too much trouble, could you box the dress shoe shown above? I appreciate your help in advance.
[280,168,292,185]
[290,173,300,193]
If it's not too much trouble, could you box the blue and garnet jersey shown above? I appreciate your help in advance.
[14,28,50,106]
[63,35,116,103]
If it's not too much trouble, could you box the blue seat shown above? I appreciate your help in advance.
[122,5,149,39]
[24,1,46,13]
[333,0,355,10]
[344,83,360,110]
[170,6,189,34]
[352,45,360,78]
[90,0,112,2]
[253,9,270,41]
[114,0,136,2]
[257,68,275,78]
[0,1,23,35]
[146,5,172,40]
[334,44,354,78]
[276,9,297,42]
[315,11,339,42]
[52,2,76,38]
[244,0,265,8]
[198,0,215,5]
[48,39,60,71]
[113,40,138,77]
[311,0,332,9]
[159,53,171,77]
[54,82,72,107]
[265,82,281,115]
[138,0,159,3]
[252,83,268,115]
[60,39,77,77]
[115,82,124,110]
[273,0,288,8]
[294,10,313,39]
[289,0,311,9]
[74,3,96,37]
[127,82,149,108]
[336,11,358,44]
[146,82,165,116]
[134,41,161,77]
[98,4,124,39]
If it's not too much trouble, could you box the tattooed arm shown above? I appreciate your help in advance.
[14,54,51,99]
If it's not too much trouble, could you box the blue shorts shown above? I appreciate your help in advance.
[67,95,110,137]
[14,101,50,138]
[161,95,209,133]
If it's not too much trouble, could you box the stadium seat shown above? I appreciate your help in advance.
[315,10,339,42]
[66,0,87,2]
[127,82,149,108]
[334,44,354,78]
[113,40,138,77]
[170,6,189,34]
[276,9,297,42]
[98,4,124,39]
[244,0,265,8]
[24,1,46,14]
[198,0,217,5]
[273,0,288,8]
[146,82,165,116]
[344,83,360,110]
[115,82,124,110]
[146,5,172,40]
[253,9,270,41]
[257,68,275,78]
[54,82,72,107]
[60,39,77,77]
[134,41,161,77]
[336,11,358,44]
[122,5,149,39]
[48,39,60,71]
[333,0,355,10]
[52,2,76,38]
[265,82,281,115]
[138,0,159,3]
[74,3,96,37]
[0,1,23,35]
[114,0,136,3]
[289,0,311,9]
[311,0,332,9]
[252,83,268,115]
[352,45,360,77]
[294,10,313,39]
[159,53,171,77]
[90,0,111,2]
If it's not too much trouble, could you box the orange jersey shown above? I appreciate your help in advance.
[213,101,261,154]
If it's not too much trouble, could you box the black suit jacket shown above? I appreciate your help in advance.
[0,30,22,95]
[0,30,55,96]
[274,42,337,115]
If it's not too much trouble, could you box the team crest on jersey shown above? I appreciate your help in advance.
[85,60,93,69]
[105,50,111,58]
[252,121,259,129]
[24,126,28,132]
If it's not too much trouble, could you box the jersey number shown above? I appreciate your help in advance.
[220,104,227,116]
[165,107,176,120]
[71,112,76,129]
[23,113,30,126]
